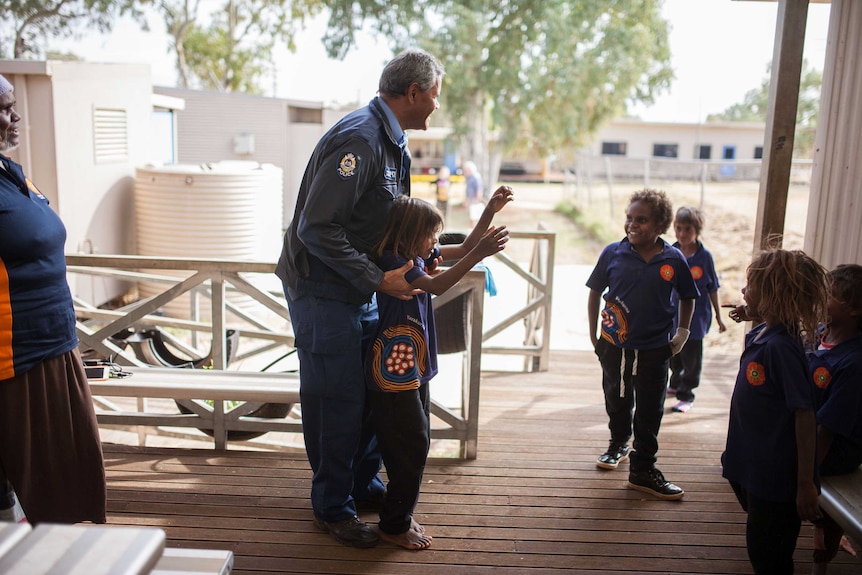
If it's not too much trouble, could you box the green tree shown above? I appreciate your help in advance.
[707,60,822,158]
[322,0,672,181]
[0,0,141,58]
[155,0,324,91]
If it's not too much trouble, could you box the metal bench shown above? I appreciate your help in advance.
[819,467,862,544]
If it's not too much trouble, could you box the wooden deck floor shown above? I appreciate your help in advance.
[102,350,861,574]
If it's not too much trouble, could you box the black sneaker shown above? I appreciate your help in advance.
[627,468,685,500]
[313,515,380,548]
[596,442,631,470]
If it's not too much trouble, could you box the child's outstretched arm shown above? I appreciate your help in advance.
[440,186,513,262]
[795,408,821,522]
[411,226,509,296]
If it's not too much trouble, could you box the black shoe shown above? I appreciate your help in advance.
[627,468,685,500]
[313,515,380,548]
[596,441,631,470]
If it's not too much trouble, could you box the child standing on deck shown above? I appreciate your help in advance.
[808,264,862,573]
[722,248,829,575]
[587,189,699,500]
[668,207,727,413]
[367,187,513,549]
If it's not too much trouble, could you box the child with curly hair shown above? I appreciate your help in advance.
[722,248,829,574]
[587,189,699,500]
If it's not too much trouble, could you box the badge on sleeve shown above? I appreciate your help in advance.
[337,152,359,179]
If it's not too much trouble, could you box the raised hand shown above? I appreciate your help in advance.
[485,186,514,214]
[475,225,509,258]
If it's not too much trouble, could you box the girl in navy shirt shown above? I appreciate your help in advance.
[722,248,829,574]
[669,207,727,413]
[367,187,512,549]
[587,189,698,500]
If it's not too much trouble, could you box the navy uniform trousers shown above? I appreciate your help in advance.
[285,290,385,522]
[595,339,672,472]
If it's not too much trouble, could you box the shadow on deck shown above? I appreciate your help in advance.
[102,350,861,574]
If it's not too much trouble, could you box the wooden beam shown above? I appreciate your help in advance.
[753,0,809,250]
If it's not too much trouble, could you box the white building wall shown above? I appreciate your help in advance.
[0,60,153,305]
[588,119,766,160]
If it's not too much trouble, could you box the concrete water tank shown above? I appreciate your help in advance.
[135,162,283,318]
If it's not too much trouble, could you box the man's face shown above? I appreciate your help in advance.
[404,78,441,131]
[0,91,20,152]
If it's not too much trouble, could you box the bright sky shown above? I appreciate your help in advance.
[53,0,832,123]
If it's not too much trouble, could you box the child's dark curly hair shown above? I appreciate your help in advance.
[630,189,673,235]
[829,264,862,332]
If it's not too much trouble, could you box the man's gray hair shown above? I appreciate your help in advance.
[379,48,444,96]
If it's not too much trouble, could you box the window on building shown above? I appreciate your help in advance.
[289,106,323,124]
[723,145,737,160]
[653,143,678,158]
[601,142,627,156]
[754,146,763,159]
[695,145,712,160]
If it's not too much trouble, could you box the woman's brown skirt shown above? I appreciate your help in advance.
[0,348,107,524]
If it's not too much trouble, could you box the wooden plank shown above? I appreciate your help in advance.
[100,350,862,574]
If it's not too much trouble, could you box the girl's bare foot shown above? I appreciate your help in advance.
[411,518,425,534]
[379,524,432,550]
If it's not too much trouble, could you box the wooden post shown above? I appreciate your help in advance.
[753,0,809,250]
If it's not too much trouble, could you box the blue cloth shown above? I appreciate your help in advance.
[722,323,818,502]
[367,248,440,392]
[276,97,411,304]
[0,155,78,380]
[671,241,720,339]
[586,238,699,349]
[465,172,482,201]
[283,290,384,520]
[809,334,862,451]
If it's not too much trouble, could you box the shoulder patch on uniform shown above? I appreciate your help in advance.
[25,178,46,200]
[337,152,359,179]
[384,166,397,180]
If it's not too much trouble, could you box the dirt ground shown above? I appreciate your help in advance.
[415,178,813,357]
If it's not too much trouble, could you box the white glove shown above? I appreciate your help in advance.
[670,328,690,356]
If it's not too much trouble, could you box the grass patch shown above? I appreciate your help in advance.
[554,200,620,245]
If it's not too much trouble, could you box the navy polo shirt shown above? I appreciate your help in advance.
[586,238,699,349]
[0,155,77,380]
[809,334,862,447]
[722,323,817,502]
[367,247,440,392]
[671,241,721,339]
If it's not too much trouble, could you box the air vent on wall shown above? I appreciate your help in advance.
[93,107,128,163]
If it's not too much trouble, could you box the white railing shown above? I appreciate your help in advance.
[66,255,486,458]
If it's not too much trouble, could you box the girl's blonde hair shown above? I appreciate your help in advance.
[746,247,829,345]
[376,196,443,260]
